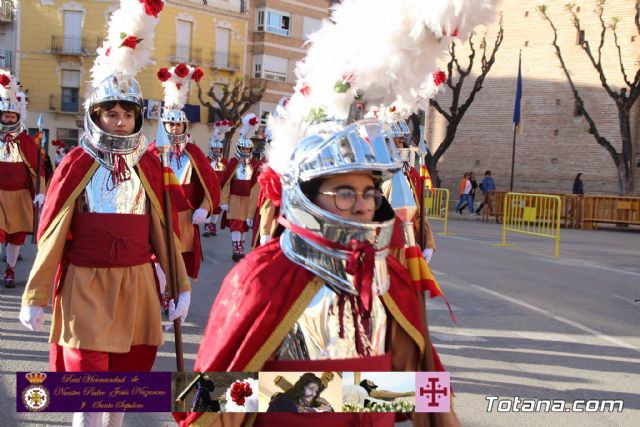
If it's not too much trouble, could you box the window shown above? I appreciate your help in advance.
[303,17,322,40]
[257,9,290,36]
[573,100,583,117]
[63,10,83,54]
[57,128,79,148]
[253,55,288,82]
[576,30,585,45]
[61,69,80,112]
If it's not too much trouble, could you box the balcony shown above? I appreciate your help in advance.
[170,45,202,66]
[210,52,240,72]
[49,92,83,114]
[0,0,14,23]
[0,49,11,70]
[51,35,94,56]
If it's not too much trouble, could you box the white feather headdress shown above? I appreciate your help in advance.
[0,69,27,120]
[88,0,163,93]
[157,63,204,109]
[267,0,501,175]
[239,114,259,139]
[209,119,233,146]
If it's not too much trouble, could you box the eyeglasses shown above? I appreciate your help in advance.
[319,188,382,211]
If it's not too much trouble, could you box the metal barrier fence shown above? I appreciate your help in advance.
[485,190,582,229]
[424,188,451,235]
[495,192,561,257]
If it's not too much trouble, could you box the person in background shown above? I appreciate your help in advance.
[454,172,473,214]
[572,173,584,195]
[475,170,496,215]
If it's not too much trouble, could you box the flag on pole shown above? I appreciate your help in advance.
[513,51,523,132]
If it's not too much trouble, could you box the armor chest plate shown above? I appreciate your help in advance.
[277,285,387,361]
[234,161,253,181]
[0,140,24,163]
[84,165,146,214]
[212,159,226,172]
[169,152,193,185]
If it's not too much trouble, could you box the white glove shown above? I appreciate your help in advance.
[33,193,45,207]
[168,291,191,322]
[246,218,254,228]
[259,235,271,246]
[154,263,167,296]
[422,248,434,263]
[220,204,229,212]
[192,208,208,225]
[19,305,45,332]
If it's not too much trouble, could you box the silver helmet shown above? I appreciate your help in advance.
[80,73,146,170]
[235,136,254,160]
[162,107,188,148]
[0,99,24,137]
[280,119,403,297]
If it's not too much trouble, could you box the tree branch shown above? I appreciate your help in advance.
[567,3,618,100]
[428,98,452,122]
[610,18,632,87]
[538,5,619,162]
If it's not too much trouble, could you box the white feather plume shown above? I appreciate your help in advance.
[209,119,232,147]
[266,0,501,175]
[89,0,161,88]
[160,64,201,109]
[0,69,19,103]
[239,113,258,139]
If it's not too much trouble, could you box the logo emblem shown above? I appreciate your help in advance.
[22,372,50,412]
[415,372,450,413]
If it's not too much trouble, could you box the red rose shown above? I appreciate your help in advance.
[214,121,222,127]
[0,74,11,88]
[248,116,258,126]
[105,47,111,56]
[299,84,311,97]
[243,383,253,397]
[157,68,171,82]
[191,67,204,82]
[120,35,139,49]
[139,0,164,18]
[174,63,189,78]
[433,69,446,86]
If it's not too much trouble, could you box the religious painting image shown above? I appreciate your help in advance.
[342,372,416,412]
[146,99,161,120]
[259,372,342,413]
[172,372,258,413]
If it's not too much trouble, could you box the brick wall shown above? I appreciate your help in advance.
[427,0,639,197]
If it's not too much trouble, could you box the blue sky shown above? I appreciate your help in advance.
[343,372,415,393]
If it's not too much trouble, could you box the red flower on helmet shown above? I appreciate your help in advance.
[139,0,164,18]
[299,84,311,97]
[120,35,141,49]
[248,116,258,126]
[174,63,189,78]
[433,69,446,86]
[191,67,204,82]
[157,68,171,82]
[0,74,11,88]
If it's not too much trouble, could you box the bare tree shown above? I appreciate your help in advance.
[538,1,639,196]
[196,74,266,158]
[420,15,504,184]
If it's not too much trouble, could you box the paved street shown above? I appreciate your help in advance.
[1,218,639,426]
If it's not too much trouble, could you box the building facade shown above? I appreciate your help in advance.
[426,0,639,197]
[15,0,248,156]
[246,0,329,134]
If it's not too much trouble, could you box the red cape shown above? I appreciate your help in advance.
[182,142,221,212]
[174,238,437,426]
[38,146,181,242]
